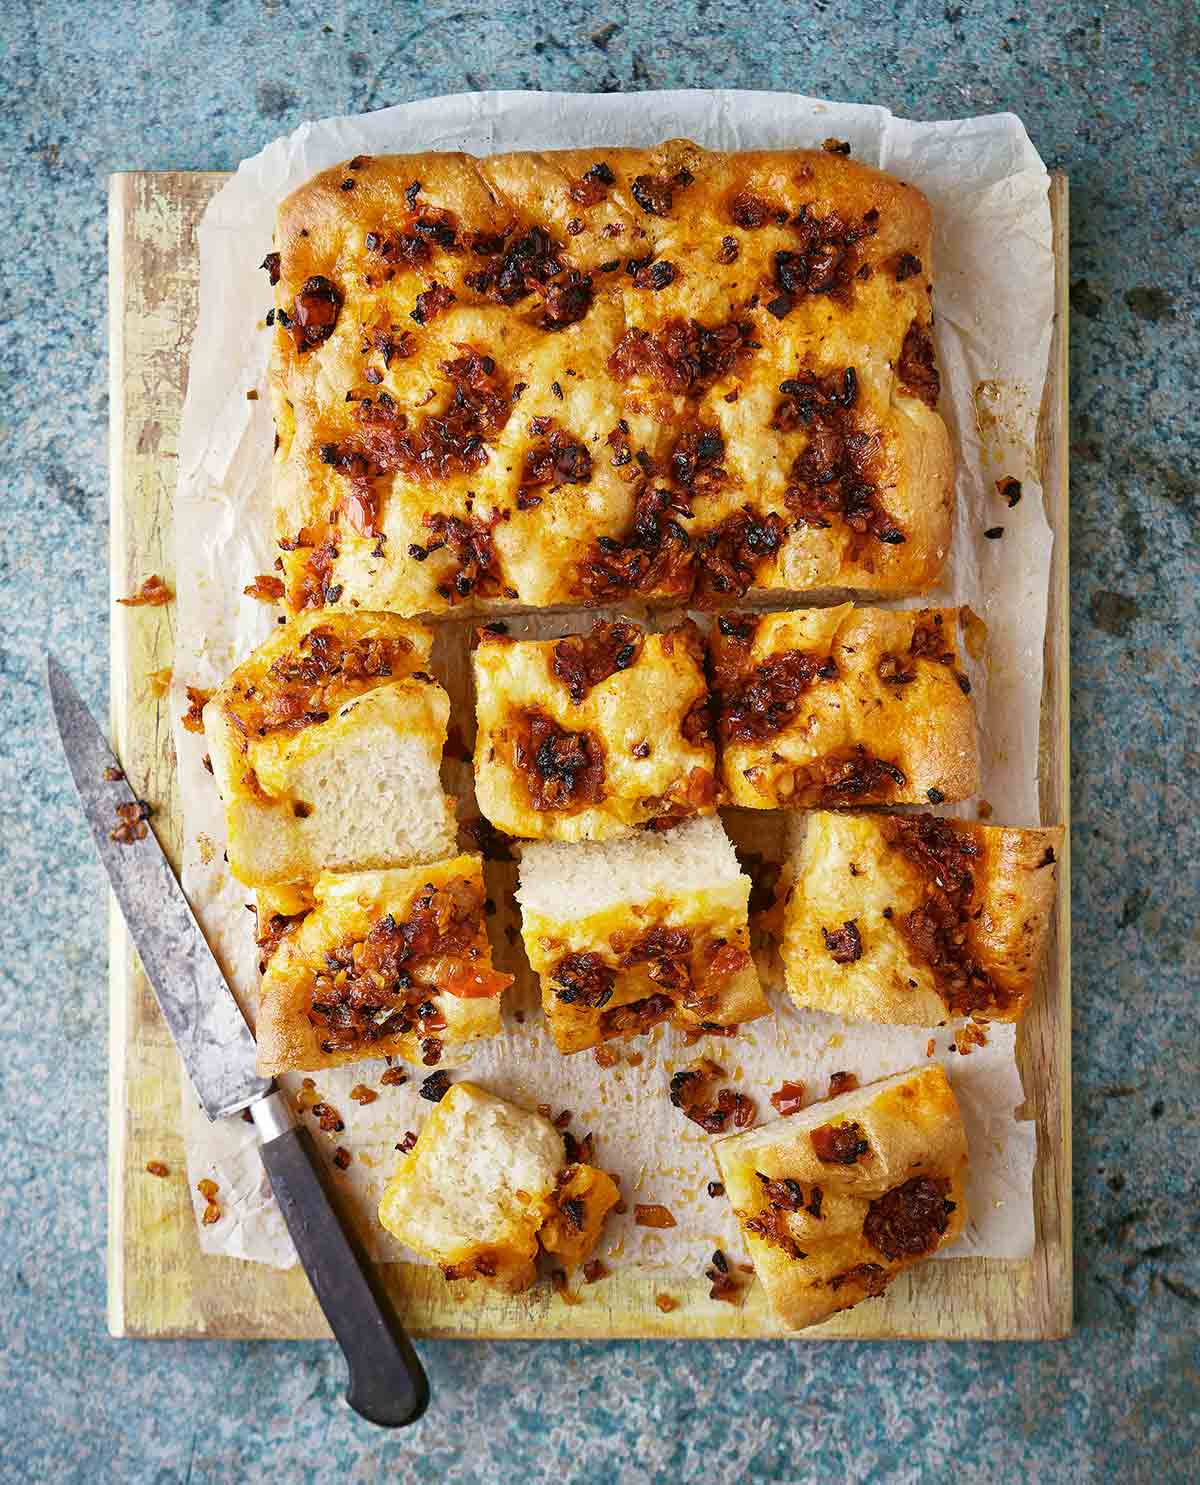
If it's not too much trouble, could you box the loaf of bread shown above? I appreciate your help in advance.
[711,604,979,809]
[378,1082,620,1291]
[266,142,952,618]
[714,1063,968,1330]
[473,618,715,840]
[781,810,1062,1023]
[256,856,511,1075]
[204,611,456,885]
[517,814,768,1053]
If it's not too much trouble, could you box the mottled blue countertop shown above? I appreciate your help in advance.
[2,1,1197,1480]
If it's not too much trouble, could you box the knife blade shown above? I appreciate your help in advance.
[48,654,270,1119]
[49,655,429,1427]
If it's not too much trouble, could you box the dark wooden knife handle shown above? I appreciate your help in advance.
[257,1115,429,1427]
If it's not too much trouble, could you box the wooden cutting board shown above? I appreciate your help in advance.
[107,170,1071,1340]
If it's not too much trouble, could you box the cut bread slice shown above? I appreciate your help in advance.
[781,810,1063,1024]
[472,619,716,842]
[711,605,979,809]
[256,856,511,1076]
[205,610,456,885]
[714,1063,968,1331]
[517,814,769,1053]
[377,1082,620,1292]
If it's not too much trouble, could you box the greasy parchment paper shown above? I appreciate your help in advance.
[172,90,1054,1274]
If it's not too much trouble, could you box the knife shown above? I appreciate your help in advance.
[49,655,430,1429]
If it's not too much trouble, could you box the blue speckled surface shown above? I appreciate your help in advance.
[2,2,1197,1479]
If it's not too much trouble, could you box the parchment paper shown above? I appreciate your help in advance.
[173,91,1054,1273]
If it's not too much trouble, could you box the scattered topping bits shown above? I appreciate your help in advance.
[380,1067,408,1087]
[552,951,615,1010]
[333,1146,352,1170]
[634,1203,677,1229]
[997,477,1023,507]
[863,1175,955,1260]
[145,1161,169,1178]
[769,1080,807,1117]
[244,574,285,602]
[632,258,678,291]
[810,1120,870,1164]
[712,625,836,746]
[110,799,152,845]
[608,314,754,396]
[181,686,212,735]
[668,1060,756,1133]
[707,1181,725,1198]
[197,1178,222,1225]
[410,280,456,325]
[894,252,923,281]
[582,1258,609,1284]
[117,574,173,607]
[630,168,691,216]
[552,618,644,703]
[395,1130,418,1153]
[655,1294,677,1313]
[104,765,125,781]
[288,275,342,352]
[827,1071,859,1097]
[984,526,1004,540]
[419,1070,452,1102]
[954,1022,989,1056]
[311,1102,344,1133]
[593,1045,620,1068]
[897,320,940,406]
[147,667,172,699]
[349,1083,378,1106]
[822,137,851,154]
[260,251,281,284]
[513,708,606,812]
[829,1262,889,1296]
[822,921,864,963]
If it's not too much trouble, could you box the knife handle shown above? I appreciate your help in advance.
[252,1091,429,1428]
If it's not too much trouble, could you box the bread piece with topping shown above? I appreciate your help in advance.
[715,1063,968,1331]
[377,1082,620,1292]
[256,856,511,1076]
[517,814,768,1054]
[782,810,1063,1024]
[473,618,716,841]
[204,611,456,886]
[711,604,979,809]
[267,143,952,618]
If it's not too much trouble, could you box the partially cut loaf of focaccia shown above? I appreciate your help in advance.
[256,856,511,1076]
[517,814,768,1053]
[204,611,456,886]
[266,142,952,619]
[781,810,1063,1023]
[473,618,716,841]
[711,604,979,809]
[377,1082,621,1291]
[714,1063,968,1331]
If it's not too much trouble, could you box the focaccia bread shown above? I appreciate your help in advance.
[715,1064,968,1331]
[256,856,511,1075]
[517,815,768,1053]
[377,1082,621,1291]
[265,142,952,618]
[473,618,716,840]
[204,610,457,886]
[782,810,1063,1024]
[711,604,979,809]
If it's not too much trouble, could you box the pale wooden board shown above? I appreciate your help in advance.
[108,170,1070,1341]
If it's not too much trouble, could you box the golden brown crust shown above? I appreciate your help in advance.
[714,1063,969,1331]
[268,144,952,618]
[714,605,979,808]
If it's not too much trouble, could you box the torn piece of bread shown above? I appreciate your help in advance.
[517,814,768,1053]
[473,618,716,841]
[377,1082,620,1291]
[782,810,1063,1024]
[204,611,457,885]
[256,856,511,1076]
[268,143,951,619]
[714,1063,968,1331]
[711,604,979,809]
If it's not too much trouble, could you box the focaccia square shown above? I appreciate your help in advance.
[782,810,1063,1024]
[711,604,979,809]
[204,611,456,886]
[473,618,716,841]
[256,856,511,1076]
[266,142,952,619]
[517,815,768,1053]
[377,1082,620,1291]
[715,1064,968,1331]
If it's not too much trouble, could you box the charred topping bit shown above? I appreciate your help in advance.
[380,1066,408,1087]
[311,1102,344,1133]
[461,814,517,863]
[582,1258,609,1283]
[598,992,676,1040]
[512,708,606,812]
[879,812,1012,1017]
[810,1120,870,1164]
[104,765,125,782]
[823,137,851,154]
[539,269,594,330]
[997,476,1023,507]
[954,1021,989,1056]
[717,234,740,263]
[562,1129,596,1164]
[609,315,755,396]
[551,951,616,1010]
[693,506,788,606]
[332,1146,352,1170]
[894,252,923,282]
[551,618,645,703]
[519,422,593,506]
[631,166,693,216]
[927,787,946,804]
[110,799,152,845]
[829,1262,889,1296]
[243,574,285,603]
[288,275,342,352]
[707,1180,726,1198]
[117,574,173,607]
[716,645,837,746]
[897,320,940,407]
[634,1203,677,1229]
[863,1175,955,1259]
[670,424,726,494]
[260,251,282,284]
[769,1080,807,1116]
[410,280,456,325]
[744,1174,810,1259]
[571,483,694,604]
[984,526,1004,540]
[1038,846,1056,867]
[395,1129,418,1153]
[788,746,907,807]
[181,685,212,735]
[593,1044,620,1068]
[822,920,863,964]
[827,1071,859,1097]
[727,191,780,228]
[632,258,678,291]
[419,1070,452,1103]
[145,1161,169,1178]
[706,1249,741,1303]
[421,1035,444,1066]
[463,226,592,331]
[423,511,506,602]
[775,366,905,546]
[349,1083,378,1106]
[680,694,713,748]
[569,160,616,205]
[255,908,310,973]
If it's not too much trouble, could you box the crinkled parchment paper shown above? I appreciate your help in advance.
[173,91,1053,1272]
